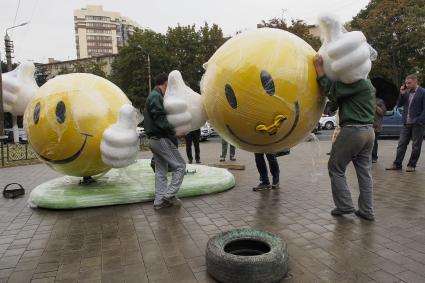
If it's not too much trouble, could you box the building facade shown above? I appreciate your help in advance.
[74,5,140,58]
[35,54,117,81]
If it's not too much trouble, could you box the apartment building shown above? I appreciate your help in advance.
[74,5,140,58]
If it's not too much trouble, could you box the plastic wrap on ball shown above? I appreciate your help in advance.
[201,28,325,153]
[23,73,131,177]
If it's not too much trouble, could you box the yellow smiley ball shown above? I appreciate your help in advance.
[23,73,131,177]
[201,28,325,153]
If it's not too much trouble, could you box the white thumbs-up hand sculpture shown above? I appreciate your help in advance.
[2,61,39,115]
[318,13,376,84]
[101,104,140,168]
[164,70,207,135]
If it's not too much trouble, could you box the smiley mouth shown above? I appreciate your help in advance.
[38,133,92,164]
[226,101,300,146]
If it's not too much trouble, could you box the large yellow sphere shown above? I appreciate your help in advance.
[201,28,325,153]
[23,73,131,177]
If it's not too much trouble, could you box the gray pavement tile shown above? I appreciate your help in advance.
[0,138,424,282]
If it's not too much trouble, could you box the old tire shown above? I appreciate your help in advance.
[206,228,288,283]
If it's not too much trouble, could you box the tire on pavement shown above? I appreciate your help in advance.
[206,228,288,283]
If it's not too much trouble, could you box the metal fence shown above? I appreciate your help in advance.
[0,142,38,167]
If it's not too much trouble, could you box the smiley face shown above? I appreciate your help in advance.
[23,73,131,177]
[201,28,326,153]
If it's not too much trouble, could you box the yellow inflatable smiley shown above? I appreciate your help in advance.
[23,73,131,177]
[201,28,326,153]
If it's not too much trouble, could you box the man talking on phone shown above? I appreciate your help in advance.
[386,74,425,172]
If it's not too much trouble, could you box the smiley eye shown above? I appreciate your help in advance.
[260,70,275,96]
[56,101,66,124]
[225,84,237,109]
[33,102,41,124]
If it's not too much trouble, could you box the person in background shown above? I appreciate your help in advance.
[252,153,281,191]
[386,74,425,172]
[372,97,386,163]
[220,138,236,162]
[314,54,376,221]
[144,73,186,210]
[185,129,201,164]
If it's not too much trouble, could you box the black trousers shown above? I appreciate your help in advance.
[254,153,280,185]
[185,130,201,162]
[394,124,425,167]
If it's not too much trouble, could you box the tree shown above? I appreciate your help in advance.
[110,29,171,110]
[1,61,18,72]
[110,24,226,110]
[351,0,425,86]
[34,64,48,86]
[257,18,321,51]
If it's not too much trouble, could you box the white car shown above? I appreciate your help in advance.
[319,115,337,130]
[200,122,212,141]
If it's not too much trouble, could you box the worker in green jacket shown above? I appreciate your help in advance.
[314,54,376,221]
[144,73,186,210]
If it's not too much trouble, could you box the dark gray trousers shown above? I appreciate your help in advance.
[393,124,425,168]
[149,138,186,205]
[328,125,375,216]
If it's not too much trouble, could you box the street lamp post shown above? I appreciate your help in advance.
[0,21,29,140]
[5,22,29,71]
[137,45,152,91]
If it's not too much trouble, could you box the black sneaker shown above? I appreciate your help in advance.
[230,157,236,161]
[385,164,402,170]
[354,210,375,221]
[163,196,182,206]
[252,183,271,191]
[196,160,201,164]
[271,181,280,189]
[153,201,173,210]
[331,208,355,216]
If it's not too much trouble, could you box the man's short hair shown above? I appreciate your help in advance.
[154,73,168,86]
[406,74,418,81]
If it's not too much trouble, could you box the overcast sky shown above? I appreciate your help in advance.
[1,0,370,63]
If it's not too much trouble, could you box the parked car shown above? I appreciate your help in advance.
[200,122,212,141]
[2,128,27,144]
[136,127,145,137]
[380,108,403,137]
[380,107,425,137]
[319,115,337,130]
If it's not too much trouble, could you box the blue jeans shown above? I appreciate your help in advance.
[393,124,425,168]
[254,153,280,185]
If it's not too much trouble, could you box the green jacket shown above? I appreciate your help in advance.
[318,75,375,126]
[143,87,175,138]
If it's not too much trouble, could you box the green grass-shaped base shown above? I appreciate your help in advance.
[29,159,235,209]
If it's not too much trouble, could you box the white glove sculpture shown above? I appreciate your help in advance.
[318,13,377,83]
[100,104,140,168]
[2,61,39,142]
[163,70,207,135]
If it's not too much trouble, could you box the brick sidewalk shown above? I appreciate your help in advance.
[0,139,425,282]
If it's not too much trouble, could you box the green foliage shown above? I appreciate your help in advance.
[257,18,321,51]
[110,24,225,110]
[351,0,425,86]
[34,65,48,86]
[1,61,18,72]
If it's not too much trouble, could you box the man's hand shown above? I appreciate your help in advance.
[2,62,39,115]
[318,14,374,83]
[313,54,325,78]
[100,104,139,168]
[164,70,207,134]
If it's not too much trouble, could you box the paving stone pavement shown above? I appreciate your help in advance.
[0,138,425,283]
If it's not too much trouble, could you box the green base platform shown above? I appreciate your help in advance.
[29,159,235,209]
